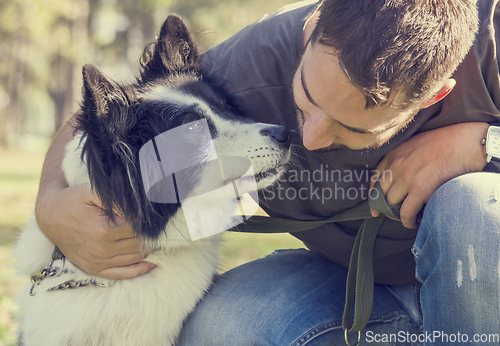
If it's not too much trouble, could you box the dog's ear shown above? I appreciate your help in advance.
[82,64,132,119]
[139,15,201,83]
[77,64,153,236]
[80,64,137,132]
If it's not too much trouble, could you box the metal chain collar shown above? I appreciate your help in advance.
[30,257,66,296]
[29,249,115,296]
[47,278,114,291]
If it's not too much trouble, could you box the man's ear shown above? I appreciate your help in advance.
[421,78,456,109]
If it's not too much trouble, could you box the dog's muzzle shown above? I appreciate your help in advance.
[139,119,260,240]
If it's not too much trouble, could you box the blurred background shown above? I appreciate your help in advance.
[0,0,305,344]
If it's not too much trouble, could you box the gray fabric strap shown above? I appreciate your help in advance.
[234,180,402,333]
[52,246,65,261]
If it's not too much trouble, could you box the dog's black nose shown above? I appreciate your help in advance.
[260,126,291,148]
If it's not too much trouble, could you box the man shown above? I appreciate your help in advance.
[35,0,500,344]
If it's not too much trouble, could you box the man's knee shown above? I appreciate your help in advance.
[415,172,500,263]
[424,172,500,224]
[415,174,500,325]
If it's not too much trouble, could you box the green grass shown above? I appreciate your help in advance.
[0,147,46,346]
[0,148,44,247]
[0,147,304,345]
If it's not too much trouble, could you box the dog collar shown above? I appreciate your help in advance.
[29,247,66,296]
[29,247,114,296]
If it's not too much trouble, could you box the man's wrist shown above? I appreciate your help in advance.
[467,122,489,169]
[482,123,500,173]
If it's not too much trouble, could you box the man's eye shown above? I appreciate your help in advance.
[188,121,203,131]
[343,126,372,135]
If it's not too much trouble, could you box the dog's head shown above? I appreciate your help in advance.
[71,15,291,241]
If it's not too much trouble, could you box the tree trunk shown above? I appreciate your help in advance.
[1,33,28,147]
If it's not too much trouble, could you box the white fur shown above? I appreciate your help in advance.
[144,85,291,191]
[14,93,289,345]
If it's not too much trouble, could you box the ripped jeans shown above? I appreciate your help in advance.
[176,173,500,345]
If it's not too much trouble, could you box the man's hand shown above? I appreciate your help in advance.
[370,122,489,229]
[35,183,156,279]
[34,119,155,280]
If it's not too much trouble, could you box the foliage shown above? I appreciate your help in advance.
[0,0,294,148]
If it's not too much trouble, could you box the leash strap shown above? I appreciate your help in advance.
[233,180,402,337]
[52,246,64,261]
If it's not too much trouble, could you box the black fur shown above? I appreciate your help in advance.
[139,15,201,85]
[74,15,223,240]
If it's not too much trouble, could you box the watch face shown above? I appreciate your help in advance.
[487,126,500,157]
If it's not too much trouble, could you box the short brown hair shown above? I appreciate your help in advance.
[310,0,479,109]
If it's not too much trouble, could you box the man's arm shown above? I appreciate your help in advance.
[370,122,489,228]
[35,118,155,279]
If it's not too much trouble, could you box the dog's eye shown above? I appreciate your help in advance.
[188,121,203,131]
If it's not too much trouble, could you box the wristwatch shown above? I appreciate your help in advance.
[485,125,500,163]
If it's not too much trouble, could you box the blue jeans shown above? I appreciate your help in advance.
[176,173,500,345]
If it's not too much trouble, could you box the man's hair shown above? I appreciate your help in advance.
[310,0,479,109]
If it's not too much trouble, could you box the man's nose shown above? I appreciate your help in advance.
[301,116,335,150]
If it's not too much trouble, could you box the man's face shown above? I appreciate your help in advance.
[292,41,415,151]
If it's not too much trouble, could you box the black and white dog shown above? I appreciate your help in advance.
[14,15,291,346]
